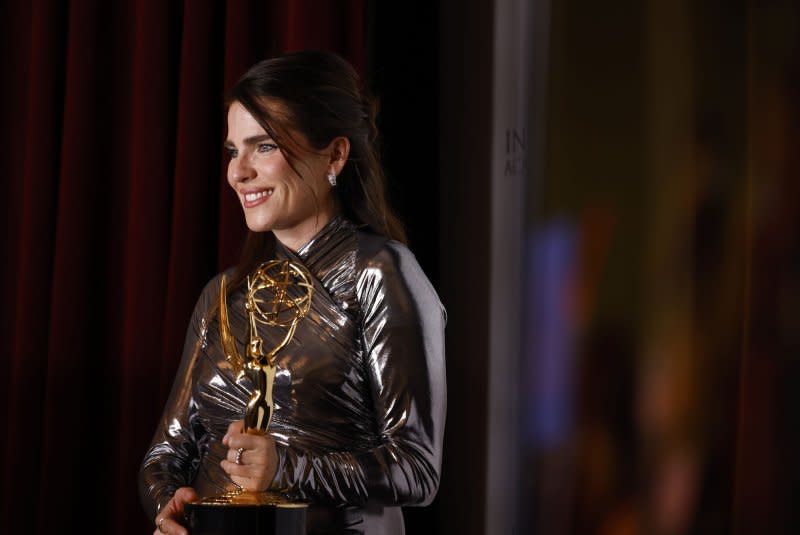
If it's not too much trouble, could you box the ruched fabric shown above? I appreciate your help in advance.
[139,217,447,534]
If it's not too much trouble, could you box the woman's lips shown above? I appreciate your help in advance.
[242,188,274,208]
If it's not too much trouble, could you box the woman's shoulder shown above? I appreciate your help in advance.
[352,229,443,314]
[200,267,236,294]
[352,229,416,275]
[192,267,237,315]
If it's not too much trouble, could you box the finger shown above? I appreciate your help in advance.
[223,420,245,445]
[219,460,245,477]
[156,487,197,535]
[226,431,273,452]
[221,458,255,476]
[225,430,267,451]
[172,486,199,509]
[224,447,272,472]
[221,457,271,479]
[156,516,188,535]
[227,446,247,464]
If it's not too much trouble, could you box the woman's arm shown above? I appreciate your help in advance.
[138,276,220,518]
[270,241,447,506]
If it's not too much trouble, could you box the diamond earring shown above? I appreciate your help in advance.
[327,173,337,187]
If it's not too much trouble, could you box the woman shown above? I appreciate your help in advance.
[138,50,446,535]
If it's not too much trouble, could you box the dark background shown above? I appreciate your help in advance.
[0,1,446,534]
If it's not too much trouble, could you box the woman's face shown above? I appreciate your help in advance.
[225,100,336,250]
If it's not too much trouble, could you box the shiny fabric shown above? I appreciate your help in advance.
[139,217,447,535]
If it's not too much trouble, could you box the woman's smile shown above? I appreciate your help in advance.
[241,187,274,208]
[225,101,338,250]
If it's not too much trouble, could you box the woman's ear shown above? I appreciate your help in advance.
[327,136,350,175]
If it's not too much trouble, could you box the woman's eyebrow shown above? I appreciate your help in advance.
[224,134,273,148]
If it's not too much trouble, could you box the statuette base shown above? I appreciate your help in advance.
[185,491,307,535]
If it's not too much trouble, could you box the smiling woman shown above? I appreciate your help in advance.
[138,50,447,535]
[224,101,346,250]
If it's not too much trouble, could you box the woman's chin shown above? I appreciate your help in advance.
[243,217,274,233]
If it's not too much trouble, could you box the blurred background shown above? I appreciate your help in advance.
[0,0,797,534]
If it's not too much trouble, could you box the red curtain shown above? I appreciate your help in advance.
[0,1,364,533]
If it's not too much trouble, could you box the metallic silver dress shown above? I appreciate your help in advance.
[138,217,447,535]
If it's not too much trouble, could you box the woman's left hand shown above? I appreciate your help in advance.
[220,420,279,492]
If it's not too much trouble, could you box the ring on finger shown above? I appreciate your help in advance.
[234,447,245,465]
[157,517,167,533]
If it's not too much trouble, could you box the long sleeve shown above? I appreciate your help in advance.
[138,276,220,518]
[138,216,447,535]
[270,240,447,506]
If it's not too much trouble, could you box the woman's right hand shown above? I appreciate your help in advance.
[153,486,198,535]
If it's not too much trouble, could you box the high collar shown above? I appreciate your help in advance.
[292,215,350,260]
[272,216,360,317]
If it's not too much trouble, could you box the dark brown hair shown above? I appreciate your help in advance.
[225,50,406,288]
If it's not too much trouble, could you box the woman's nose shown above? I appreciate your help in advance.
[229,155,256,183]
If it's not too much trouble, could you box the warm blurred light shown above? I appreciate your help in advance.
[516,1,798,534]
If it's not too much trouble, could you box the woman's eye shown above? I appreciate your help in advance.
[257,143,278,153]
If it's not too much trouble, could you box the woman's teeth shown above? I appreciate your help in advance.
[245,189,273,202]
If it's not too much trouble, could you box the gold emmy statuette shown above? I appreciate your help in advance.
[185,260,314,535]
